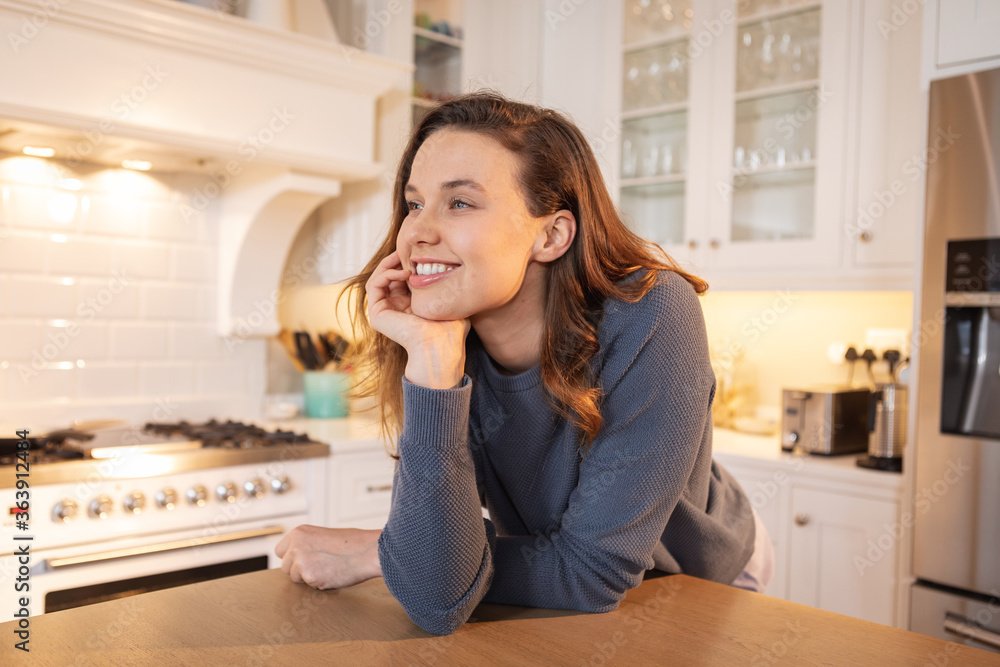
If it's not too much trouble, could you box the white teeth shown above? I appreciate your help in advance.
[415,263,455,276]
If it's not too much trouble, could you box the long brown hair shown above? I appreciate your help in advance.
[342,90,707,456]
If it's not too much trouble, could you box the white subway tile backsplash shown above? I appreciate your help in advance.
[111,323,168,360]
[0,233,46,272]
[198,361,247,395]
[76,363,138,399]
[47,237,114,276]
[0,321,42,360]
[78,275,139,319]
[198,287,217,322]
[42,322,108,360]
[144,201,203,243]
[10,365,75,402]
[9,185,79,232]
[111,241,170,279]
[140,284,199,320]
[81,194,143,237]
[169,324,224,359]
[171,246,214,282]
[9,276,77,317]
[0,163,266,421]
[139,362,196,397]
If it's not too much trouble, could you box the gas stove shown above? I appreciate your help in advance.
[1,419,329,617]
[1,420,329,483]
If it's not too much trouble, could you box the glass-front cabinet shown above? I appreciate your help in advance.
[619,0,854,279]
[412,0,464,127]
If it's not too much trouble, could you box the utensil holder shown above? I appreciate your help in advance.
[302,370,350,419]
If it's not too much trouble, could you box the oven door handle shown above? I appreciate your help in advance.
[46,526,285,569]
[944,612,1000,650]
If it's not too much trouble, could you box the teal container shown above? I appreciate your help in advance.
[302,371,350,419]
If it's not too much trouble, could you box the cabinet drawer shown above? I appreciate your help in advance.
[333,450,396,524]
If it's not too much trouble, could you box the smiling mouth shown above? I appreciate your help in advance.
[413,263,458,276]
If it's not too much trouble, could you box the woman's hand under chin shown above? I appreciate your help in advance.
[275,525,382,590]
[366,251,470,389]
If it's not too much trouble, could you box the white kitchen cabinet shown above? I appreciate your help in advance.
[329,449,396,529]
[715,430,905,628]
[613,0,923,289]
[921,0,1000,85]
[787,486,899,625]
[935,0,1000,68]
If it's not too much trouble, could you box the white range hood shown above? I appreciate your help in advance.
[0,0,410,336]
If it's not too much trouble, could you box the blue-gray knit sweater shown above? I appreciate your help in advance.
[377,269,756,635]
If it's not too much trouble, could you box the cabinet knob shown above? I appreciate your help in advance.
[794,513,810,526]
[709,238,720,249]
[859,230,873,243]
[687,239,698,250]
[366,483,393,494]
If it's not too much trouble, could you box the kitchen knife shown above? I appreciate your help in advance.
[294,331,322,370]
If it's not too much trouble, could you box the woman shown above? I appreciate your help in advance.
[276,91,774,636]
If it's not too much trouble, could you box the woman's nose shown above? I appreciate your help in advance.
[401,206,440,246]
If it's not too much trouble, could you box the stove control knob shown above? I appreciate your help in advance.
[157,488,178,510]
[243,478,266,499]
[216,482,238,504]
[124,491,146,514]
[187,485,209,507]
[88,495,113,520]
[52,498,79,523]
[270,476,292,494]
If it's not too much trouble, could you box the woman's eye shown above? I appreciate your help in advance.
[406,200,422,211]
[451,198,470,209]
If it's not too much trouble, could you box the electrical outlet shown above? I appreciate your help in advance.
[864,328,910,358]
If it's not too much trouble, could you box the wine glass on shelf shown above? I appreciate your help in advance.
[645,49,665,107]
[758,21,777,89]
[624,56,642,110]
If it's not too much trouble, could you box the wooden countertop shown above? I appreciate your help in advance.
[4,569,997,665]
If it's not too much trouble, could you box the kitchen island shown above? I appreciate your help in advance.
[3,569,997,665]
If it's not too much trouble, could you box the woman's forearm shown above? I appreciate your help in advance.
[363,529,383,580]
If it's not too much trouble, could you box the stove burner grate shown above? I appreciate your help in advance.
[143,419,312,450]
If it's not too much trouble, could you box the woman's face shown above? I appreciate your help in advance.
[396,129,548,322]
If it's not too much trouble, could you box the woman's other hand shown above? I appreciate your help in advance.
[275,525,382,590]
[366,251,469,389]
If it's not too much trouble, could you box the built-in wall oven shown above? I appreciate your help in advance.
[911,67,1000,653]
[0,422,327,617]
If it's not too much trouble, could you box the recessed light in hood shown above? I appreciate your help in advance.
[121,159,152,171]
[22,146,54,157]
[0,118,221,174]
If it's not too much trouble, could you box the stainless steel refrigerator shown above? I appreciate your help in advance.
[910,67,1000,653]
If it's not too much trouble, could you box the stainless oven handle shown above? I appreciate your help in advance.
[46,526,285,569]
[944,612,1000,649]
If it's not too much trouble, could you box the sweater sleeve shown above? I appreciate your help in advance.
[480,273,723,611]
[377,375,496,636]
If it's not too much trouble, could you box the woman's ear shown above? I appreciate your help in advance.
[533,209,577,263]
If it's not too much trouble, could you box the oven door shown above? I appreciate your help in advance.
[2,515,304,617]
